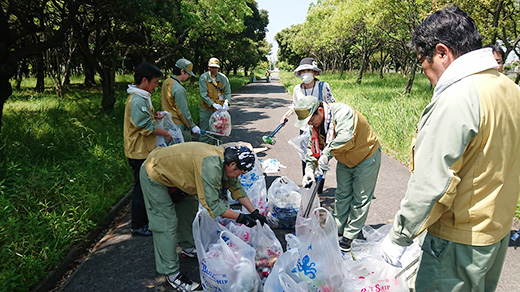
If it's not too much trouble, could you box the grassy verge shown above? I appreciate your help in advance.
[0,73,248,291]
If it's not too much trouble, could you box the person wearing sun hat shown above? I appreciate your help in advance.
[139,141,266,291]
[161,58,199,142]
[280,57,337,192]
[199,57,232,145]
[294,95,381,253]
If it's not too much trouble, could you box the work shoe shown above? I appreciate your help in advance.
[131,225,152,236]
[339,236,353,252]
[166,273,202,291]
[181,247,197,258]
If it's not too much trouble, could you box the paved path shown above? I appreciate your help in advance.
[56,73,520,291]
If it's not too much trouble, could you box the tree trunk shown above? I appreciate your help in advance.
[379,50,386,79]
[35,54,45,93]
[357,54,367,84]
[83,57,96,87]
[515,72,520,85]
[100,66,115,113]
[404,65,416,94]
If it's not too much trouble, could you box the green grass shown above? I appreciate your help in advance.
[0,73,248,291]
[279,71,432,163]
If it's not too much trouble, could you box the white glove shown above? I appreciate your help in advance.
[212,103,223,111]
[315,155,330,176]
[380,235,407,268]
[302,167,316,188]
[222,100,229,111]
[191,126,200,134]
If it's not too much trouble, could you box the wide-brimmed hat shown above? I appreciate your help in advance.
[294,96,320,128]
[175,58,196,77]
[208,57,220,68]
[293,57,322,77]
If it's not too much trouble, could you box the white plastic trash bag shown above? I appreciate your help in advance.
[287,207,346,291]
[155,111,184,147]
[249,220,283,281]
[261,158,286,174]
[263,249,307,292]
[288,129,310,161]
[193,208,261,292]
[267,176,301,229]
[343,257,408,292]
[239,152,268,215]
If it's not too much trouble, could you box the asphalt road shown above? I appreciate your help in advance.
[53,73,520,292]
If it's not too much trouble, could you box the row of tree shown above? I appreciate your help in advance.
[1,0,271,133]
[275,0,520,92]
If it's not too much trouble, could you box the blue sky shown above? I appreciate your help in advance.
[257,0,315,61]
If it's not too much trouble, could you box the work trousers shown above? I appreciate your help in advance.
[128,158,148,229]
[334,147,381,240]
[176,123,192,142]
[140,165,199,276]
[199,108,221,145]
[415,232,509,292]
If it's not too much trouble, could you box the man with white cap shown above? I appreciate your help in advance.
[198,57,231,145]
[294,95,381,252]
[161,58,199,142]
[140,142,267,291]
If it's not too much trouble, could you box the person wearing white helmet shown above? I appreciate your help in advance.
[198,57,231,145]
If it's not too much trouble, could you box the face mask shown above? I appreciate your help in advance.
[300,72,314,84]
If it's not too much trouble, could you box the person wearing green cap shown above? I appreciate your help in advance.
[294,96,381,252]
[199,57,231,145]
[139,142,267,291]
[161,58,199,142]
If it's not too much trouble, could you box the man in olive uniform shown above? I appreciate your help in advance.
[161,58,200,141]
[198,57,231,145]
[140,142,267,291]
[295,96,381,252]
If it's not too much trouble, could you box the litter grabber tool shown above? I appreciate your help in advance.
[200,129,225,146]
[262,119,288,145]
[394,256,420,281]
[303,172,325,218]
[200,129,226,136]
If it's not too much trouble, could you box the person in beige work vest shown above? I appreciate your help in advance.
[295,96,381,252]
[198,57,231,145]
[161,58,200,142]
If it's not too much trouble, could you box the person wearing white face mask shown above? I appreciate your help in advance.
[280,57,336,192]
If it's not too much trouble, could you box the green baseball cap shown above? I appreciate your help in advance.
[294,96,320,128]
[175,58,196,77]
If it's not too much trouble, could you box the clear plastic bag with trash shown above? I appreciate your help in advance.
[210,110,232,136]
[155,111,184,147]
[267,176,301,229]
[288,129,310,161]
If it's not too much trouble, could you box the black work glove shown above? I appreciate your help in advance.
[250,209,267,226]
[236,213,257,227]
